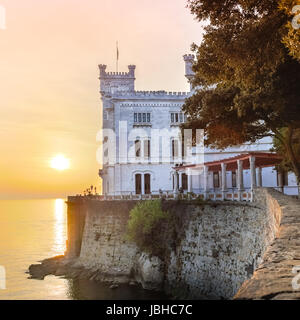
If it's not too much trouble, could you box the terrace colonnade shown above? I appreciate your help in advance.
[173,152,283,202]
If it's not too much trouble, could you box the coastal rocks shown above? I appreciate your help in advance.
[133,253,164,291]
[109,284,119,289]
[28,256,77,280]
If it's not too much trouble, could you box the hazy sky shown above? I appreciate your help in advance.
[0,0,203,199]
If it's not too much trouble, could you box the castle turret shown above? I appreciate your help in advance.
[183,54,195,91]
[98,64,136,95]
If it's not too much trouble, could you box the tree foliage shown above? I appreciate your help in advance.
[273,128,300,173]
[126,200,170,257]
[279,0,300,61]
[183,0,300,182]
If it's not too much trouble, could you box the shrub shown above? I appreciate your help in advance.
[126,200,170,257]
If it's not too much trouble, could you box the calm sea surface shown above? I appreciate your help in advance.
[0,199,167,300]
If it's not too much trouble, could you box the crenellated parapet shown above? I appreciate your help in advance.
[98,64,136,79]
[99,65,136,94]
[109,90,191,100]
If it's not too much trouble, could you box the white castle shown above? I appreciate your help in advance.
[98,55,298,198]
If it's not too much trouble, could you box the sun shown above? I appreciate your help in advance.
[50,154,70,171]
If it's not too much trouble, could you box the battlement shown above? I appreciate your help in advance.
[98,64,136,79]
[98,54,194,96]
[99,64,136,93]
[109,90,191,99]
[183,54,195,61]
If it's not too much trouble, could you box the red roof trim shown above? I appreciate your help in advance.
[174,152,282,171]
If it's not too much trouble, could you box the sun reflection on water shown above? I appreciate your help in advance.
[53,199,67,255]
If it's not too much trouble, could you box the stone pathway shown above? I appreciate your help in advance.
[235,191,300,299]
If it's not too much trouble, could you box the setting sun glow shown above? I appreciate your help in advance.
[50,155,70,171]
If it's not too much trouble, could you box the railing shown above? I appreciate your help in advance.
[70,189,254,202]
[271,186,299,196]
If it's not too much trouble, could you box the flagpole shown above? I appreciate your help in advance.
[116,41,119,73]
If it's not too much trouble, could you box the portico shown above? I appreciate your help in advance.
[173,152,284,201]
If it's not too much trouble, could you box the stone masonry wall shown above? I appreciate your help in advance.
[76,200,139,283]
[162,201,275,299]
[66,188,299,299]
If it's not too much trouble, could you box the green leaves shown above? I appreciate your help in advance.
[126,200,170,257]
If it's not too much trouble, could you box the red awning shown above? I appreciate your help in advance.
[174,152,282,172]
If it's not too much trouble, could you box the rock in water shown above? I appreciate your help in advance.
[109,284,119,289]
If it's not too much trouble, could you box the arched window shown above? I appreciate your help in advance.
[135,174,142,194]
[144,140,151,158]
[135,140,141,158]
[144,174,151,194]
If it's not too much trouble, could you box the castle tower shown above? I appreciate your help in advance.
[98,64,136,95]
[183,54,195,91]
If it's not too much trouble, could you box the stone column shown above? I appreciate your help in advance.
[257,167,262,187]
[179,172,182,190]
[173,171,179,194]
[141,139,145,163]
[188,169,192,193]
[204,166,209,200]
[141,174,145,195]
[221,163,227,200]
[237,160,244,201]
[250,156,257,190]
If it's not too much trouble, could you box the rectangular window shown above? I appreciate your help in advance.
[179,113,183,123]
[171,113,184,123]
[134,113,151,124]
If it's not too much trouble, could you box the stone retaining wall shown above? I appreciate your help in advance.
[65,188,299,299]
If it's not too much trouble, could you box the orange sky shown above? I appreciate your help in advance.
[0,0,203,199]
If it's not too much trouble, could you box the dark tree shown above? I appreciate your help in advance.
[183,0,300,183]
